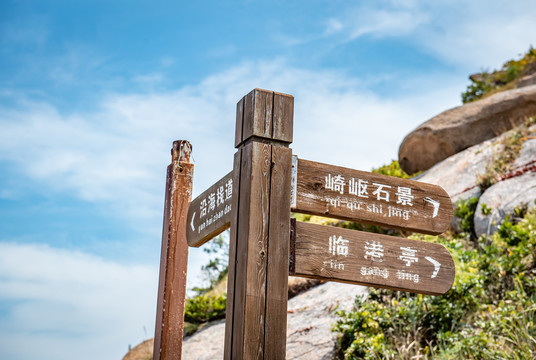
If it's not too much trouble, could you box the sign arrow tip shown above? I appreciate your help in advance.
[191,212,196,231]
[425,256,441,278]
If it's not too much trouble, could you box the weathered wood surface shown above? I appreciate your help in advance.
[264,145,292,358]
[290,219,455,295]
[186,171,233,247]
[223,150,242,360]
[235,88,294,147]
[153,141,194,360]
[224,88,293,360]
[293,158,453,235]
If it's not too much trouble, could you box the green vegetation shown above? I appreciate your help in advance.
[461,47,536,103]
[477,117,535,190]
[191,235,229,295]
[333,207,536,359]
[453,197,479,236]
[372,160,418,179]
[184,293,227,324]
[183,234,229,335]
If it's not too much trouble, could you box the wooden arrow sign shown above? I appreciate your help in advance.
[186,171,233,247]
[289,219,455,295]
[292,158,452,235]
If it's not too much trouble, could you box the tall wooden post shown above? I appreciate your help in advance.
[153,140,194,360]
[224,89,294,359]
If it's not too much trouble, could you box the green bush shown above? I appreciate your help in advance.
[333,208,536,359]
[453,197,479,236]
[372,160,416,179]
[184,293,227,324]
[461,47,536,103]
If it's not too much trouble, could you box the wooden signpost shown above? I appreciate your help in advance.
[290,219,455,295]
[186,171,233,247]
[292,158,452,235]
[154,88,456,360]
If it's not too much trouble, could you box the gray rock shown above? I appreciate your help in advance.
[473,124,536,239]
[474,172,536,238]
[398,85,536,174]
[414,138,495,203]
[518,73,536,88]
[415,124,536,232]
[182,319,225,360]
[181,282,367,359]
[512,126,536,170]
[416,124,536,203]
[286,282,367,359]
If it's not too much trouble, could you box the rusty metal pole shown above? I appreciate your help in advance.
[153,140,194,360]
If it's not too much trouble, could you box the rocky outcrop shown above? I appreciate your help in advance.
[518,73,536,88]
[472,130,536,237]
[181,282,367,359]
[398,85,536,174]
[416,123,536,235]
[473,172,536,238]
[414,137,496,203]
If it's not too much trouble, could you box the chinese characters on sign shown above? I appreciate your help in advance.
[292,221,454,295]
[325,173,420,221]
[327,235,348,270]
[361,239,389,280]
[197,178,233,233]
[325,235,425,284]
[186,171,234,247]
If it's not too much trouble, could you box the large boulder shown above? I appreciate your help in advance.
[398,85,536,174]
[414,136,496,203]
[415,123,536,234]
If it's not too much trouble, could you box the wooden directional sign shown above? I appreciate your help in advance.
[292,158,452,235]
[289,220,455,295]
[186,171,233,247]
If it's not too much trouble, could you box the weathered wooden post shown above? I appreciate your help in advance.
[153,140,194,360]
[224,89,294,359]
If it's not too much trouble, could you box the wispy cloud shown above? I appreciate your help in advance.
[331,7,429,40]
[0,242,157,360]
[322,0,536,70]
[0,59,462,231]
[0,14,50,48]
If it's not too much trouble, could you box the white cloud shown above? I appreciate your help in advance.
[0,242,157,360]
[323,0,536,70]
[0,59,463,230]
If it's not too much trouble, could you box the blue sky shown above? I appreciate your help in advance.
[1,1,535,359]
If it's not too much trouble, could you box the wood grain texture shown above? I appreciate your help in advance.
[272,92,294,143]
[153,141,194,360]
[235,97,244,148]
[264,146,292,359]
[186,171,233,247]
[294,158,453,235]
[243,142,271,359]
[232,144,253,360]
[235,89,294,147]
[224,150,242,360]
[243,89,273,145]
[290,221,455,295]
